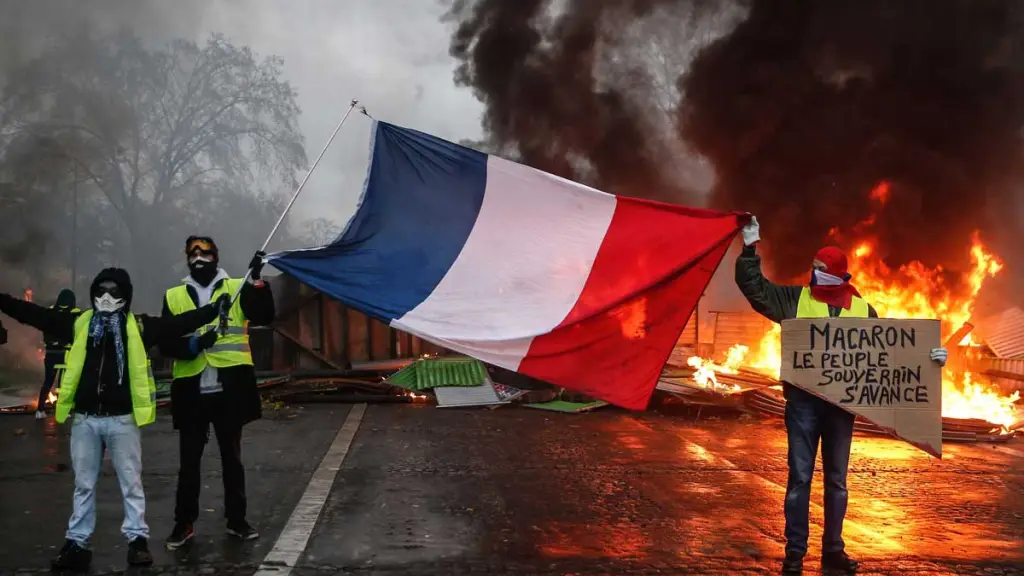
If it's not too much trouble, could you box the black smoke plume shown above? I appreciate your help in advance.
[448,0,1024,286]
[448,0,708,204]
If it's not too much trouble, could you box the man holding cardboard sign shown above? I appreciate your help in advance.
[735,216,948,575]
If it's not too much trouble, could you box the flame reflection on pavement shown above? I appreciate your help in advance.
[533,414,1022,568]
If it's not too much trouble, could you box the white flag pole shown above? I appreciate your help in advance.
[222,99,362,322]
[259,98,360,255]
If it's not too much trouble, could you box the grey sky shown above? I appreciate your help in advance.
[184,0,485,236]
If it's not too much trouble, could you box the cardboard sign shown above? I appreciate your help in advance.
[781,318,942,458]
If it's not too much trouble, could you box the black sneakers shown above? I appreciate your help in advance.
[165,522,195,550]
[781,552,803,575]
[822,550,859,573]
[226,519,259,541]
[127,537,153,566]
[51,539,92,572]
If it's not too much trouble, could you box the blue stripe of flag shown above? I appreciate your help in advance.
[269,121,488,323]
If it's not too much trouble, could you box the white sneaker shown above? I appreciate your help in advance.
[35,410,45,420]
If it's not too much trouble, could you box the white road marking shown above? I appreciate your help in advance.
[254,403,367,575]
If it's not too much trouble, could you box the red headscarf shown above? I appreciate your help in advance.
[810,246,862,310]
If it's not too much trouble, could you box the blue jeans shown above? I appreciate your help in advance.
[66,414,149,546]
[783,385,855,557]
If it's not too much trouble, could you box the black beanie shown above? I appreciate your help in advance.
[55,288,76,308]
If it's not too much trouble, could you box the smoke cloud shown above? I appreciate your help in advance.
[447,0,739,203]
[448,0,1024,286]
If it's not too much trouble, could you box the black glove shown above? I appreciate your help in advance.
[248,251,266,280]
[196,328,218,351]
[215,293,232,314]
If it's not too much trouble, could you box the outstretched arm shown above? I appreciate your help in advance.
[734,218,803,323]
[0,293,76,340]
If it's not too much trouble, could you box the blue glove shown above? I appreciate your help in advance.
[930,347,948,367]
[188,330,218,355]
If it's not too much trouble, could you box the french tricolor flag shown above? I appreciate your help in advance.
[268,121,746,409]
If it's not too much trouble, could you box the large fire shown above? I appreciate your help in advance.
[687,182,1022,430]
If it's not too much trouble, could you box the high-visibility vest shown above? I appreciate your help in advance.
[164,279,252,379]
[795,287,870,319]
[55,311,157,427]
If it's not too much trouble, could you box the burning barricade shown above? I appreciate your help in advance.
[664,226,1022,442]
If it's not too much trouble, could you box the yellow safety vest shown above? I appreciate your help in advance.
[796,287,870,319]
[55,311,157,426]
[164,279,252,379]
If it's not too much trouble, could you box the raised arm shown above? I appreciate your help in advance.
[239,280,275,326]
[239,251,275,326]
[734,218,803,324]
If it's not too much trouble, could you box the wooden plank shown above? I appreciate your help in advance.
[371,318,391,361]
[272,325,346,370]
[347,308,369,363]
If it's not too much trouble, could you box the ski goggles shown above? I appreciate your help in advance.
[186,239,217,257]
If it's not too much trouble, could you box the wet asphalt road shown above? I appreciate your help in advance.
[0,402,1021,575]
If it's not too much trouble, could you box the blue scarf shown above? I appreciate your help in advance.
[88,312,126,385]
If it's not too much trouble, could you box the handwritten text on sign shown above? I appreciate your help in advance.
[780,318,942,458]
[790,322,926,405]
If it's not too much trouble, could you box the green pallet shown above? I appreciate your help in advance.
[386,357,488,391]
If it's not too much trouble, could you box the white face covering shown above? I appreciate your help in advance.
[812,269,845,286]
[189,254,215,265]
[93,293,126,313]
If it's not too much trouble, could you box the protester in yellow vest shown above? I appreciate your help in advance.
[735,217,948,575]
[160,236,275,549]
[0,268,225,572]
[36,288,81,419]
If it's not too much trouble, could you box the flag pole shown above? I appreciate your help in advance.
[223,99,361,318]
[261,98,360,253]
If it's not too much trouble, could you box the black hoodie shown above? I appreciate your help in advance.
[43,288,79,352]
[0,268,220,417]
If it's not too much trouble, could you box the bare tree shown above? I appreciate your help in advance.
[2,31,307,306]
[301,217,341,247]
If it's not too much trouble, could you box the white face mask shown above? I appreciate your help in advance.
[189,254,215,265]
[812,269,845,286]
[93,293,125,313]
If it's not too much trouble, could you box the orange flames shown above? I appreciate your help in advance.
[686,346,745,393]
[687,182,1022,430]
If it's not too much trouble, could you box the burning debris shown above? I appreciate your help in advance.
[675,176,1023,437]
[448,0,1024,433]
[447,1,1024,281]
